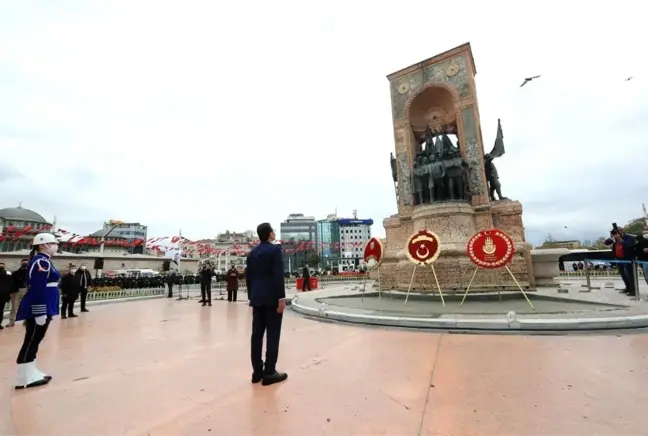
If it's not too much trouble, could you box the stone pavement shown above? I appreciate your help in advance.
[2,297,648,435]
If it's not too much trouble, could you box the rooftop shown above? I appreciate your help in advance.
[0,205,49,224]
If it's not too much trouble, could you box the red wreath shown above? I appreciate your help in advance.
[405,229,441,265]
[466,229,515,269]
[363,237,384,266]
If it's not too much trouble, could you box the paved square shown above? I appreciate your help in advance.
[1,298,648,435]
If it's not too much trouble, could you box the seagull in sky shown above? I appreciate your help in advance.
[625,76,633,81]
[520,75,541,88]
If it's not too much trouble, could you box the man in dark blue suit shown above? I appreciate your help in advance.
[246,223,288,386]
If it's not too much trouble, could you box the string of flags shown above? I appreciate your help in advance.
[0,226,366,257]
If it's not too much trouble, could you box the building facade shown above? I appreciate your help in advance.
[215,230,255,243]
[338,217,373,270]
[316,214,341,269]
[102,221,148,254]
[280,213,317,272]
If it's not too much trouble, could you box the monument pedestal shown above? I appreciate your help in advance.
[380,200,535,293]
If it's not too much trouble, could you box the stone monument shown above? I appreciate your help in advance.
[381,43,535,292]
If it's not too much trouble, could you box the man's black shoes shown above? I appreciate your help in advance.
[261,372,288,386]
[251,373,263,384]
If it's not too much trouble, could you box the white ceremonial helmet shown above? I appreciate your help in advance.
[32,233,59,246]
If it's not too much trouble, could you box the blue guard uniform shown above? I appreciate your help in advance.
[16,253,60,321]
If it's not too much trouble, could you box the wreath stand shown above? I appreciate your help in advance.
[459,230,534,309]
[403,230,445,307]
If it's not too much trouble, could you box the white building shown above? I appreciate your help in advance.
[337,210,373,270]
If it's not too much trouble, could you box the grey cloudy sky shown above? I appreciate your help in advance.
[0,1,646,245]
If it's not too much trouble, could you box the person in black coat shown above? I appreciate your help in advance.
[75,264,92,312]
[7,259,28,327]
[246,223,288,386]
[166,272,175,298]
[60,265,80,319]
[0,262,12,329]
[200,263,214,307]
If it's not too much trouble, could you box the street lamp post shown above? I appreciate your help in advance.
[97,219,124,278]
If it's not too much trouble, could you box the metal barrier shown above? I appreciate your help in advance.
[577,259,647,298]
[27,276,370,306]
[560,269,645,278]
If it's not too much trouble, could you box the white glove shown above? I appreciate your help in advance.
[35,315,47,326]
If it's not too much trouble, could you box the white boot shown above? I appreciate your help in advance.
[15,362,49,389]
[15,363,28,388]
[33,361,52,381]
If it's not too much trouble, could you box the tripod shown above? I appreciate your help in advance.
[176,277,189,300]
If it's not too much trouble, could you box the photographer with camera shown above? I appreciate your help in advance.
[606,223,637,296]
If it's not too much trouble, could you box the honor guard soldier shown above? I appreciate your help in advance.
[15,233,61,389]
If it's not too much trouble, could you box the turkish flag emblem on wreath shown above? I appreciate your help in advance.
[405,229,441,266]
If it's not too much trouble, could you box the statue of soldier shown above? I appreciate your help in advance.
[389,152,397,183]
[484,119,508,201]
[411,157,429,205]
[426,153,446,202]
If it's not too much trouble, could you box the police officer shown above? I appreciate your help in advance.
[15,233,61,389]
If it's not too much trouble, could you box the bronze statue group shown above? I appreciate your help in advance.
[390,119,508,206]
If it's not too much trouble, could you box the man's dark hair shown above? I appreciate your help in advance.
[257,222,274,242]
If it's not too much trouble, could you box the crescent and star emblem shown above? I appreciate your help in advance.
[405,230,442,265]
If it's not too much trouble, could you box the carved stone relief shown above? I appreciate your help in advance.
[460,106,485,195]
[397,152,413,206]
[390,55,470,121]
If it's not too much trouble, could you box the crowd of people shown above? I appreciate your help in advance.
[2,221,291,390]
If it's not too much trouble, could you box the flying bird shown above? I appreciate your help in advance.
[520,75,541,88]
[625,76,633,81]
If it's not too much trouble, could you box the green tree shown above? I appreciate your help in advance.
[623,217,647,235]
[306,250,321,268]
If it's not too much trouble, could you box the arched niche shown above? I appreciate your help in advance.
[406,84,460,155]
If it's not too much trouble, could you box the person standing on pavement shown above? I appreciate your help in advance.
[15,233,61,389]
[301,265,311,292]
[246,223,288,386]
[166,271,175,298]
[226,265,239,302]
[200,262,214,307]
[606,227,637,296]
[6,259,28,328]
[75,263,92,312]
[60,265,79,319]
[0,262,12,329]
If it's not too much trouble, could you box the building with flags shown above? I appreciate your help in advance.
[0,205,53,251]
[55,228,146,255]
[98,221,147,254]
